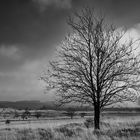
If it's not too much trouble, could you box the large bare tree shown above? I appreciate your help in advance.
[41,8,140,129]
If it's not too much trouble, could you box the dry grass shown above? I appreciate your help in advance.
[0,116,139,140]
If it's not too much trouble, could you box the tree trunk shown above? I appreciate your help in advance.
[94,105,100,129]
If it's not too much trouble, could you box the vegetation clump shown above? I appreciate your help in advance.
[37,128,54,140]
[84,118,94,128]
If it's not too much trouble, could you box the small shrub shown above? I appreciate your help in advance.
[38,128,53,140]
[84,118,94,128]
[75,127,84,136]
[80,112,86,118]
[5,119,10,124]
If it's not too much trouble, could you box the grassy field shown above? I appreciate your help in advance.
[0,115,139,140]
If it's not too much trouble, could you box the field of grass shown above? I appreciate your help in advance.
[0,115,139,140]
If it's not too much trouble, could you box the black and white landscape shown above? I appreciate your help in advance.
[0,0,140,140]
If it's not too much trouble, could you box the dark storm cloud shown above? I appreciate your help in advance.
[0,0,140,71]
[0,0,71,71]
[0,0,69,46]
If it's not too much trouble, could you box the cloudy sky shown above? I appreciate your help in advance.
[0,0,140,102]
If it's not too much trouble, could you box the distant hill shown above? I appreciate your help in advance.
[0,100,92,111]
[0,100,55,110]
[0,100,139,112]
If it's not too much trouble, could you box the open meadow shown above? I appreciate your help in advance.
[0,114,139,140]
[1,1,140,140]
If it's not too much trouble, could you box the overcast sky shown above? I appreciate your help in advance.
[0,0,140,102]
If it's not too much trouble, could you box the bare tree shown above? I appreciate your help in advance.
[35,111,42,119]
[41,8,140,129]
[21,108,31,120]
[65,107,76,119]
